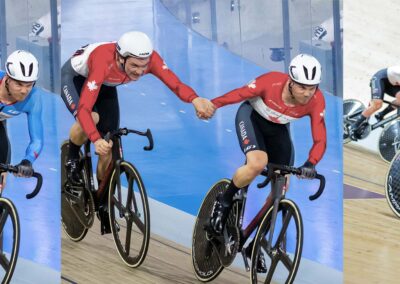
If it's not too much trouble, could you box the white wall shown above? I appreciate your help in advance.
[344,0,400,153]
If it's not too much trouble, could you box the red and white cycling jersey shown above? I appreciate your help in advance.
[211,72,326,164]
[70,42,198,142]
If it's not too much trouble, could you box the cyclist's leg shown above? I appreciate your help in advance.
[0,120,11,190]
[210,102,267,233]
[227,102,268,200]
[361,76,385,119]
[92,85,119,185]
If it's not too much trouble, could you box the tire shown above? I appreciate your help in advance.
[191,179,229,282]
[0,198,20,284]
[385,151,400,217]
[250,199,303,284]
[108,161,150,268]
[60,140,89,242]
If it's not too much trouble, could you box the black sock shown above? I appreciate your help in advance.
[221,180,241,205]
[68,140,81,160]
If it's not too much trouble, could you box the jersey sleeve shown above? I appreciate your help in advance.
[211,75,265,108]
[76,53,108,143]
[308,93,327,165]
[147,51,198,103]
[24,90,44,163]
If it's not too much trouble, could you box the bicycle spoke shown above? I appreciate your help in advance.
[125,220,133,255]
[126,176,133,209]
[275,210,292,246]
[0,253,10,270]
[264,256,279,284]
[131,212,145,233]
[0,207,9,232]
[279,248,293,271]
[111,196,124,213]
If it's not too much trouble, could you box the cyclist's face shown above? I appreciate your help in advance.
[291,82,317,105]
[124,57,150,81]
[7,78,34,101]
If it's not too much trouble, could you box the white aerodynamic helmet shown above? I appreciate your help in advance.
[387,66,400,85]
[5,50,39,82]
[289,54,322,85]
[116,31,153,58]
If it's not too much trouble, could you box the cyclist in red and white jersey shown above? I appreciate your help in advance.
[207,54,327,237]
[61,31,215,190]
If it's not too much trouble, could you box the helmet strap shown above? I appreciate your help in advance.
[5,78,12,97]
[288,82,296,100]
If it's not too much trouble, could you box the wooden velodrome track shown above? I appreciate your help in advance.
[61,224,251,284]
[344,145,400,283]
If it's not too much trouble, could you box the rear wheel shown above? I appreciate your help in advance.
[61,140,92,242]
[192,179,229,282]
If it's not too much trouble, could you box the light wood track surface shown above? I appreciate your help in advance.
[344,145,400,284]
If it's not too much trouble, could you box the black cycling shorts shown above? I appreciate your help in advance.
[61,59,120,136]
[370,69,400,100]
[0,120,11,164]
[235,102,294,166]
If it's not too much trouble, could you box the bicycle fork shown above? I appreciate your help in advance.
[266,175,285,253]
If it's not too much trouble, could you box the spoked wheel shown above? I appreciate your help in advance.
[108,161,150,268]
[61,140,93,242]
[0,198,20,284]
[251,199,303,284]
[343,99,366,144]
[192,179,230,282]
[379,121,400,163]
[385,152,400,218]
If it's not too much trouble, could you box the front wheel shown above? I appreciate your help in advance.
[343,99,366,144]
[250,199,303,284]
[385,152,400,217]
[0,198,20,284]
[108,161,150,268]
[192,179,230,282]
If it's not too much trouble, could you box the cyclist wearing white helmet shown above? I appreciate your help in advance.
[205,54,326,247]
[349,66,400,140]
[0,50,44,190]
[60,31,215,229]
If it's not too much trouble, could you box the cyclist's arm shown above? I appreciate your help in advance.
[148,51,198,103]
[24,89,44,163]
[211,77,263,108]
[76,61,107,143]
[308,95,327,165]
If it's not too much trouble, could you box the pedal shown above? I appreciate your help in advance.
[241,248,250,272]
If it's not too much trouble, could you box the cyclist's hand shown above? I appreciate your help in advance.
[298,160,316,179]
[94,139,113,156]
[15,159,34,178]
[192,97,216,119]
[0,172,7,192]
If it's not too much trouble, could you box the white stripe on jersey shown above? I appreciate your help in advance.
[248,97,297,124]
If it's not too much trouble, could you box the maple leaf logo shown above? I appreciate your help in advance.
[87,80,98,92]
[162,62,168,70]
[247,79,256,89]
